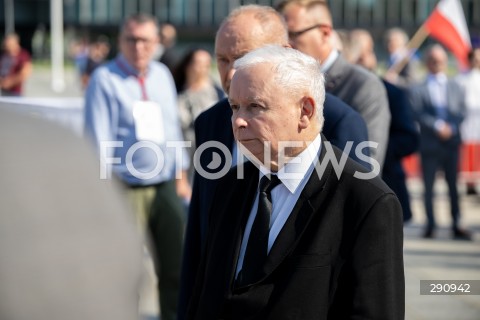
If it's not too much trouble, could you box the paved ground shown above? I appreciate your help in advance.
[24,65,84,98]
[23,67,480,320]
[404,178,480,320]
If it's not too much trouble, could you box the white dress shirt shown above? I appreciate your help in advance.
[236,134,322,277]
[427,73,448,109]
[457,69,480,141]
[320,50,340,73]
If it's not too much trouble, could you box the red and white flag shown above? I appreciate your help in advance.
[424,0,471,68]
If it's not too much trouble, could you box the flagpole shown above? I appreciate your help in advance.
[386,24,429,76]
[51,0,65,93]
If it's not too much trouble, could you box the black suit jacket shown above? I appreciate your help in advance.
[186,140,404,319]
[178,95,370,319]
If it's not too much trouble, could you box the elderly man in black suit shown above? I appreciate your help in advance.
[409,44,470,240]
[178,5,372,319]
[277,0,391,168]
[185,45,404,320]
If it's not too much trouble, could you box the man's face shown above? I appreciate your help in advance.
[229,63,303,169]
[281,4,328,61]
[189,50,212,80]
[387,32,404,54]
[358,34,377,71]
[3,36,19,55]
[119,21,159,72]
[426,48,448,74]
[215,19,271,95]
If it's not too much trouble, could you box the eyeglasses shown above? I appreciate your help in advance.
[122,36,156,46]
[288,24,332,39]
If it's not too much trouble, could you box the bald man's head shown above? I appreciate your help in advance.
[215,5,289,94]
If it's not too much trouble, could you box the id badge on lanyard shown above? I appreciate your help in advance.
[133,100,165,144]
[116,58,166,144]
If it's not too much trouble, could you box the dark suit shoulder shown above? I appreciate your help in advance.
[324,93,355,121]
[195,97,231,128]
[330,146,396,198]
[327,56,388,114]
[194,97,233,148]
[329,55,385,91]
[323,93,366,132]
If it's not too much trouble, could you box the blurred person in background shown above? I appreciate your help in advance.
[158,22,178,72]
[409,44,470,240]
[81,35,111,89]
[277,0,391,169]
[0,33,32,96]
[347,28,419,222]
[83,13,190,320]
[69,37,90,79]
[383,27,420,87]
[346,29,377,71]
[173,47,225,182]
[456,48,480,196]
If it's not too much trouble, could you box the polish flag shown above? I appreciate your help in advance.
[424,0,471,68]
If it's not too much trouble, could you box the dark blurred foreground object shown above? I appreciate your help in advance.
[0,108,144,320]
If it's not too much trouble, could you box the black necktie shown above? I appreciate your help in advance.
[238,174,281,287]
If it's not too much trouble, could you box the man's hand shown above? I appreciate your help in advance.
[0,77,14,89]
[436,121,453,140]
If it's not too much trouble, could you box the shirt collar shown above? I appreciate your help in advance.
[259,134,322,194]
[320,50,339,72]
[391,48,408,63]
[427,72,447,84]
[116,54,150,78]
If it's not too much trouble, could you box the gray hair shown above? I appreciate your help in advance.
[384,27,409,46]
[425,43,448,61]
[233,45,325,127]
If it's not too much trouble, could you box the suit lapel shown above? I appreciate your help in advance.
[262,138,334,277]
[421,81,434,110]
[217,162,259,291]
[190,162,258,316]
[324,55,346,92]
[446,80,460,114]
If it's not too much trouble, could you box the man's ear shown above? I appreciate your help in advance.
[299,96,316,129]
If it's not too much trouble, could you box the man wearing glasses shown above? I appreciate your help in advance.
[277,0,391,169]
[84,13,189,320]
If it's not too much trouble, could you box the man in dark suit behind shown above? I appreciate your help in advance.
[277,0,391,168]
[409,44,470,239]
[346,28,419,222]
[382,80,419,222]
[186,45,404,320]
[178,6,372,318]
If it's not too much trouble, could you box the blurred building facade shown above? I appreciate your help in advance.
[0,0,479,55]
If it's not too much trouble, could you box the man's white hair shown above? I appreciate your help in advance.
[233,45,325,127]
